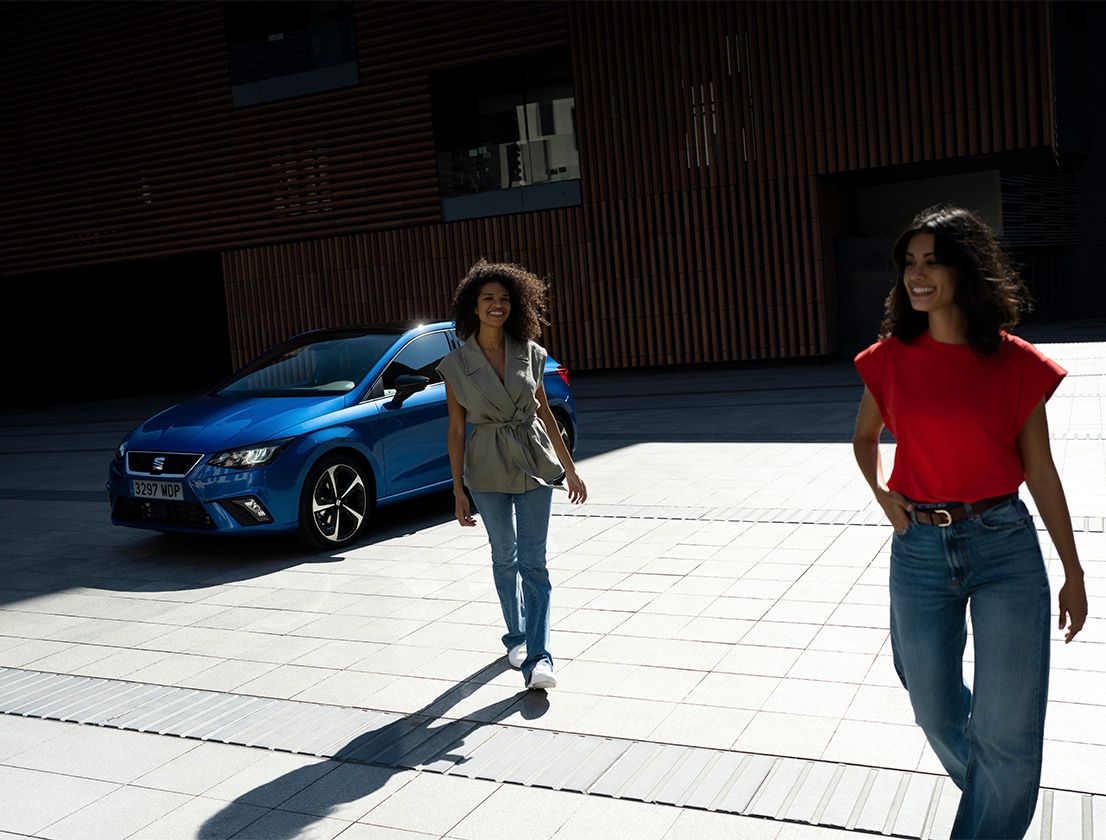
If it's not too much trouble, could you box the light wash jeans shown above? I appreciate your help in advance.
[469,486,553,681]
[889,495,1050,840]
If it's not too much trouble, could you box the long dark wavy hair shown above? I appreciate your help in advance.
[880,205,1030,357]
[450,259,550,342]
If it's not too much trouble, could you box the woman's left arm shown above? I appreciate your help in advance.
[1017,398,1088,642]
[535,382,587,505]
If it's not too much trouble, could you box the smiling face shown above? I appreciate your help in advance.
[902,232,961,317]
[474,281,511,332]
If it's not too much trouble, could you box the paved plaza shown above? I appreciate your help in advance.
[0,321,1103,839]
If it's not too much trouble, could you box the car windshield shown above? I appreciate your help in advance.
[215,332,400,397]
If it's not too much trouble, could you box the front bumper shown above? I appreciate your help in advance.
[106,456,300,536]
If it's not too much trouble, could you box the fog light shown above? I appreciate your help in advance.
[228,497,273,523]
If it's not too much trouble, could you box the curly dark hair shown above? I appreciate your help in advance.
[450,259,550,342]
[880,205,1031,357]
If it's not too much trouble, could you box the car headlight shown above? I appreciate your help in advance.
[208,439,293,470]
[114,428,140,462]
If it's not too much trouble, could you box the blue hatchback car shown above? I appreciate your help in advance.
[107,321,578,549]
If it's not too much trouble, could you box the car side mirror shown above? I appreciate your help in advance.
[388,374,431,408]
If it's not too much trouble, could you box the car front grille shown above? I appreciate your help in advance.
[112,497,216,530]
[126,451,203,477]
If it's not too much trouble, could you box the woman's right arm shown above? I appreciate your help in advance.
[1018,398,1087,642]
[852,387,913,532]
[445,381,475,526]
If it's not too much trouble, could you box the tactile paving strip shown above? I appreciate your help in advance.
[0,667,1099,837]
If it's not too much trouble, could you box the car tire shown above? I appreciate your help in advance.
[297,455,373,549]
[552,409,574,452]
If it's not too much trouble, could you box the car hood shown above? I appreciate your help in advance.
[124,394,349,453]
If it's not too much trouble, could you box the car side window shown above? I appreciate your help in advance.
[380,331,452,395]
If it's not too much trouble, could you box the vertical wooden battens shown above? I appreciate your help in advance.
[1,1,1057,372]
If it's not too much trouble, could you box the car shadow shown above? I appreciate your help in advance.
[197,658,549,839]
[0,488,459,610]
[145,488,458,568]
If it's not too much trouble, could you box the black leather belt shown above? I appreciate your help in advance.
[913,493,1017,527]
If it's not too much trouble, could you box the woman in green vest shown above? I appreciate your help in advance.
[438,260,587,691]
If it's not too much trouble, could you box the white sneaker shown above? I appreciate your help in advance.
[507,644,527,669]
[526,660,557,690]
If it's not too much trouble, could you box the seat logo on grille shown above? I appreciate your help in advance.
[152,456,166,474]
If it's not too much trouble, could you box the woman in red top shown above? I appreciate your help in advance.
[852,206,1087,839]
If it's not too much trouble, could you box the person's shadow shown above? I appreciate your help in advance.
[198,659,549,839]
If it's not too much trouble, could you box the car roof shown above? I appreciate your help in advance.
[292,320,454,340]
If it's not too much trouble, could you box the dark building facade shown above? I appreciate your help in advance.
[2,1,1102,403]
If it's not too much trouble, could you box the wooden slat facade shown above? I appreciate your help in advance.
[1,1,1056,371]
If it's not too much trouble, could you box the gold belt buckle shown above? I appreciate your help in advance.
[932,509,953,527]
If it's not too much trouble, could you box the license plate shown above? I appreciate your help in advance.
[132,480,184,500]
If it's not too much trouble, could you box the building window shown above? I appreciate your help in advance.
[224,1,358,107]
[432,48,580,221]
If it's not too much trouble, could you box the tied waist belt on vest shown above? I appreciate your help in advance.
[473,415,566,491]
[911,493,1018,527]
[482,415,536,430]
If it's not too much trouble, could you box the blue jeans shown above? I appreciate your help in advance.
[469,486,553,680]
[889,496,1050,839]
